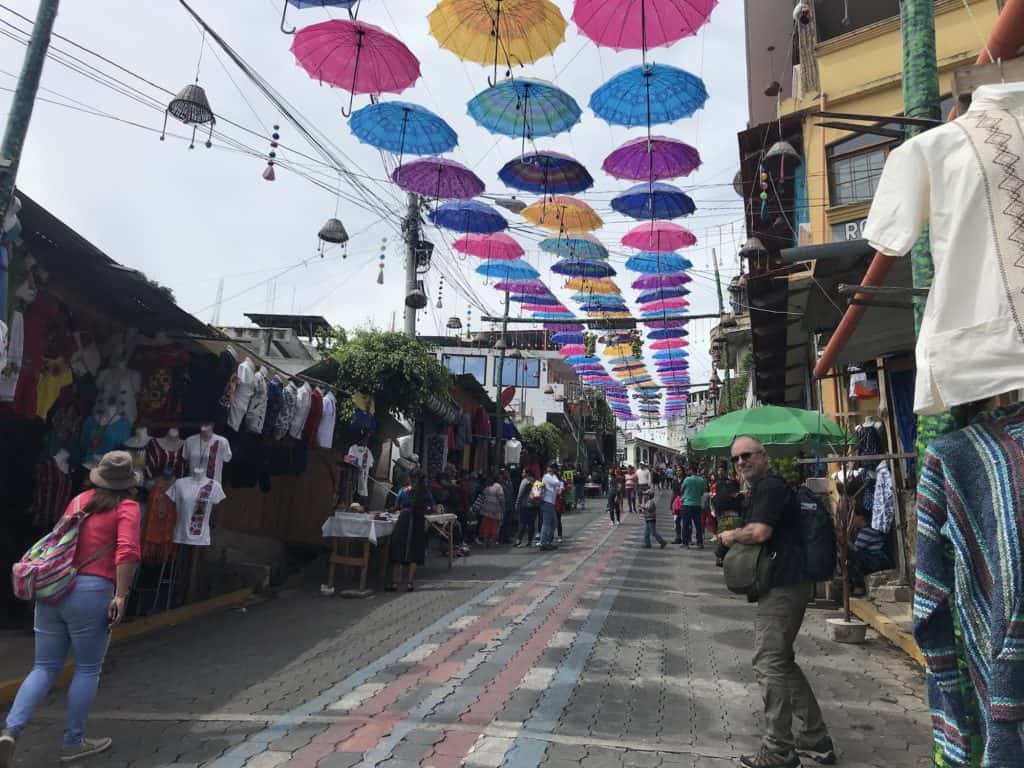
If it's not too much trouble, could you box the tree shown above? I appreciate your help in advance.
[314,325,347,360]
[330,330,451,421]
[722,348,753,414]
[520,422,562,465]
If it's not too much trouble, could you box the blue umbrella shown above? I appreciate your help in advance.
[532,311,575,320]
[511,293,559,305]
[636,287,690,303]
[431,200,507,233]
[570,293,625,306]
[647,327,689,340]
[468,78,581,144]
[579,302,626,313]
[349,101,457,159]
[475,259,538,280]
[653,350,689,360]
[498,151,593,196]
[551,332,584,345]
[590,63,708,128]
[281,0,359,34]
[640,307,689,318]
[625,252,694,274]
[612,182,696,220]
[539,235,609,260]
[565,355,602,365]
[551,259,617,277]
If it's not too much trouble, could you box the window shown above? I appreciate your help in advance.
[441,354,486,385]
[828,144,889,206]
[493,358,541,388]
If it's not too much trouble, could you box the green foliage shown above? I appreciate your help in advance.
[773,456,802,485]
[589,394,615,435]
[521,422,563,464]
[330,330,451,421]
[314,325,348,360]
[145,277,175,304]
[722,348,753,414]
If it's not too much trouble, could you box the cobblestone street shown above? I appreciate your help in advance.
[11,494,932,768]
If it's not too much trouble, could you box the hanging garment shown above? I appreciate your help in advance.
[274,382,298,440]
[226,358,256,431]
[262,376,283,437]
[345,444,374,497]
[871,461,896,534]
[142,478,177,562]
[44,391,87,462]
[69,331,101,378]
[301,387,323,447]
[29,457,73,528]
[182,433,232,485]
[145,436,185,480]
[289,382,312,440]
[913,404,1024,767]
[0,309,24,402]
[167,475,226,546]
[12,294,58,417]
[317,391,336,449]
[132,345,190,422]
[863,84,1024,414]
[35,357,73,419]
[849,369,880,400]
[181,352,221,422]
[243,369,268,434]
[78,415,132,465]
[94,365,142,425]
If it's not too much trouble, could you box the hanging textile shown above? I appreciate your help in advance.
[887,369,918,477]
[142,478,178,563]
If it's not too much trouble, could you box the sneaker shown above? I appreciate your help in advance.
[797,737,837,765]
[0,730,16,768]
[556,537,563,544]
[60,737,113,763]
[739,748,800,768]
[659,540,667,549]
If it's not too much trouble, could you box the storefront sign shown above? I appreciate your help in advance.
[830,217,868,242]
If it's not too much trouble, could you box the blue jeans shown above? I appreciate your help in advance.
[682,505,703,546]
[644,520,666,547]
[539,502,557,547]
[516,505,537,543]
[5,575,113,746]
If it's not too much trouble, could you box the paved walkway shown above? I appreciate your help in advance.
[8,493,932,767]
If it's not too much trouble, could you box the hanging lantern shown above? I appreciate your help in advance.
[160,83,216,149]
[318,218,349,258]
[406,285,428,309]
[262,125,280,180]
[758,169,770,220]
[739,237,767,261]
[447,316,463,330]
[415,240,434,273]
[436,276,445,309]
[764,140,801,183]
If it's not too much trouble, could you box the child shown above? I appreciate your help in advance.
[607,470,621,525]
[642,491,666,549]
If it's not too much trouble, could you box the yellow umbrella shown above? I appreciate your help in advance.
[428,0,566,78]
[603,343,636,357]
[522,195,603,233]
[564,276,620,294]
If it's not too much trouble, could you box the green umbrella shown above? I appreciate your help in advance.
[688,406,854,458]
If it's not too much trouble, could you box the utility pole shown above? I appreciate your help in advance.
[403,191,420,337]
[712,247,732,410]
[493,288,510,468]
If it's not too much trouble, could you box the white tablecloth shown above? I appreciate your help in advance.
[322,512,396,545]
[425,513,457,526]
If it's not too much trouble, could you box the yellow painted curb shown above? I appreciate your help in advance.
[0,588,254,706]
[850,596,925,667]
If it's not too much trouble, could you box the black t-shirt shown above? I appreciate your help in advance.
[746,474,804,588]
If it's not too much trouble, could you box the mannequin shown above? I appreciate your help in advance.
[30,448,73,527]
[0,307,23,402]
[146,427,185,481]
[79,404,132,466]
[244,366,269,434]
[166,465,226,547]
[158,427,184,453]
[227,356,256,431]
[95,358,142,425]
[183,422,232,484]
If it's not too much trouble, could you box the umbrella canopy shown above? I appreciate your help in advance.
[626,252,693,274]
[637,287,690,303]
[533,310,574,319]
[551,259,616,277]
[511,293,558,305]
[544,322,584,331]
[349,101,457,157]
[496,279,548,294]
[564,276,620,294]
[468,77,581,139]
[612,182,696,220]
[650,338,688,350]
[430,200,507,233]
[604,343,635,358]
[565,355,602,366]
[652,349,689,360]
[524,303,568,313]
[291,20,420,114]
[498,151,593,195]
[579,302,626,313]
[522,195,603,232]
[454,232,524,260]
[622,221,697,251]
[603,136,702,182]
[647,327,689,340]
[550,331,584,345]
[688,406,855,458]
[559,344,587,357]
[572,0,716,51]
[590,63,707,128]
[475,259,539,280]
[640,298,690,313]
[643,318,687,328]
[571,293,625,306]
[632,272,691,290]
[539,234,608,260]
[392,157,484,200]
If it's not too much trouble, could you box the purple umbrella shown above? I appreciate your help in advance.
[631,273,692,290]
[643,318,688,328]
[392,157,484,200]
[602,136,701,182]
[495,279,549,295]
[544,322,584,331]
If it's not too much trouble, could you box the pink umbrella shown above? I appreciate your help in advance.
[650,338,689,350]
[392,158,485,200]
[622,222,697,252]
[545,322,584,331]
[291,19,420,115]
[456,234,525,261]
[640,298,690,312]
[559,344,587,356]
[572,0,717,51]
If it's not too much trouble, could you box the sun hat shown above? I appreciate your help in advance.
[89,450,136,490]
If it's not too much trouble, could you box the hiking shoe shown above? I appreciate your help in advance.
[60,737,113,762]
[739,748,800,768]
[798,737,837,765]
[0,730,16,768]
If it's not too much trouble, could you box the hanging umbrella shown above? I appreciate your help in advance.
[539,234,608,260]
[291,20,420,116]
[499,151,593,196]
[468,78,581,150]
[559,344,587,356]
[565,355,601,366]
[454,232,524,260]
[281,0,360,35]
[572,0,716,51]
[603,136,701,182]
[524,303,568,313]
[429,0,567,85]
[625,252,693,274]
[637,286,690,303]
[688,405,855,457]
[551,259,616,277]
[430,200,507,233]
[579,302,627,314]
[632,272,691,290]
[496,278,547,293]
[564,276,620,293]
[511,293,558,305]
[475,259,539,280]
[544,322,584,331]
[612,182,696,220]
[622,221,697,252]
[652,349,688,360]
[644,318,687,328]
[647,327,688,340]
[571,293,625,306]
[349,102,457,162]
[551,331,584,344]
[640,298,690,313]
[604,343,635,358]
[590,63,707,128]
[392,157,485,200]
[650,338,688,350]
[533,310,574,319]
[522,195,603,232]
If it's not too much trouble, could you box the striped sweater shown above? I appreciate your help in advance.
[913,404,1024,767]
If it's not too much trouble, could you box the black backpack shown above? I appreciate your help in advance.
[796,485,837,581]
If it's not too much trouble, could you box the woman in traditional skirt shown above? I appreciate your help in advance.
[476,473,505,546]
[389,471,434,591]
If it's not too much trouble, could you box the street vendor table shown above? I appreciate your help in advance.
[322,512,396,593]
[425,513,457,569]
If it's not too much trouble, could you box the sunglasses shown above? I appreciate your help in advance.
[731,449,764,464]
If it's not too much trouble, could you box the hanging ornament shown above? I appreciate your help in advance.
[466,307,472,340]
[263,124,280,181]
[161,30,215,149]
[759,170,769,221]
[436,276,445,309]
[377,236,387,285]
[629,329,643,359]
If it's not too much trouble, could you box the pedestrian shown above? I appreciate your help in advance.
[641,490,666,549]
[624,466,638,514]
[554,474,566,543]
[679,466,707,548]
[712,463,743,567]
[539,463,564,550]
[635,462,652,500]
[717,436,835,768]
[499,470,516,543]
[477,473,505,547]
[514,469,537,547]
[389,471,434,591]
[1,451,141,766]
[606,469,621,525]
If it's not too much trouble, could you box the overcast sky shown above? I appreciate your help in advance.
[2,0,749,426]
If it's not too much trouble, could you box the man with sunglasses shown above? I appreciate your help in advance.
[718,436,835,768]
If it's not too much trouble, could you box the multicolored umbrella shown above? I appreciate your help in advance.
[522,195,603,232]
[428,0,566,85]
[625,252,693,274]
[291,20,420,115]
[572,0,716,51]
[551,259,616,277]
[632,272,691,290]
[565,355,602,366]
[430,200,507,233]
[499,151,593,196]
[603,136,701,182]
[643,318,687,328]
[612,182,696,220]
[349,102,457,162]
[571,293,625,306]
[497,279,548,294]
[636,286,690,303]
[590,63,707,128]
[280,0,360,35]
[540,233,608,259]
[392,157,484,200]
[622,221,697,252]
[475,259,539,280]
[468,78,581,150]
[579,302,626,314]
[455,232,524,260]
[564,276,620,294]
[533,310,574,319]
